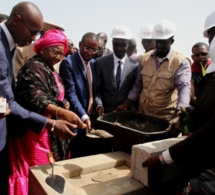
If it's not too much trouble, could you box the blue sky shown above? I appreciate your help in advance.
[2,0,215,59]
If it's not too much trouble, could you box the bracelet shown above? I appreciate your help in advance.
[55,107,60,118]
[159,154,166,165]
[51,120,56,132]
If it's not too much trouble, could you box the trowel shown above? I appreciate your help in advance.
[86,128,114,139]
[45,151,65,194]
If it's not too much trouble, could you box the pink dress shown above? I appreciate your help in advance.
[9,72,65,195]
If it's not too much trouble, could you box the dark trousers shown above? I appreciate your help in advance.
[0,143,9,195]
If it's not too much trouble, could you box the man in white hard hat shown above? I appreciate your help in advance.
[203,10,215,44]
[94,24,139,115]
[141,32,215,195]
[139,23,155,53]
[117,19,191,124]
[188,10,215,107]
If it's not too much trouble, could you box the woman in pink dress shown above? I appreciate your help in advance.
[8,29,83,195]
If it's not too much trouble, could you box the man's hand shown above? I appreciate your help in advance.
[97,106,104,116]
[113,99,132,112]
[166,116,181,136]
[142,155,161,169]
[113,104,127,112]
[84,118,91,133]
[142,155,163,185]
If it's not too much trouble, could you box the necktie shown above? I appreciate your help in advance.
[86,62,93,115]
[116,61,121,91]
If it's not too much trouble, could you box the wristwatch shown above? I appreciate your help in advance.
[159,154,166,165]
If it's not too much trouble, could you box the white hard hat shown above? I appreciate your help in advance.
[139,23,154,39]
[203,10,215,38]
[111,24,132,40]
[206,36,215,74]
[152,19,176,40]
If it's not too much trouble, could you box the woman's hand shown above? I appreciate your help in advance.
[48,119,78,140]
[57,108,86,129]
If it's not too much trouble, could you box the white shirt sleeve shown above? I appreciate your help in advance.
[81,114,89,122]
[162,149,174,164]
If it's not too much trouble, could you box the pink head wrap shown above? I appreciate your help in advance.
[34,29,68,54]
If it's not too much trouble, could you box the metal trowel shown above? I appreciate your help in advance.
[86,128,114,139]
[45,151,65,194]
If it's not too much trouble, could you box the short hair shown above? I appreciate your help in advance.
[128,38,137,49]
[192,42,209,52]
[81,32,99,42]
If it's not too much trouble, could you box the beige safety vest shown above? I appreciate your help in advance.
[139,51,185,120]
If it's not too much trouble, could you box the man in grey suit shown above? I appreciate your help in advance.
[97,32,112,57]
[95,25,138,115]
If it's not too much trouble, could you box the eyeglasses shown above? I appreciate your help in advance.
[112,42,127,48]
[193,52,208,57]
[83,46,98,54]
[21,17,41,36]
[48,48,65,58]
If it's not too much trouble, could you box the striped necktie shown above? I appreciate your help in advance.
[86,62,93,115]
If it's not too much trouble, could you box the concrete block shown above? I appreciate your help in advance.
[29,151,147,195]
[131,136,185,187]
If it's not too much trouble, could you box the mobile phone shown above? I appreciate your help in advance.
[0,98,6,113]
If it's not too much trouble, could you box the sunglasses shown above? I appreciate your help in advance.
[193,52,208,57]
[112,42,127,48]
[21,17,41,36]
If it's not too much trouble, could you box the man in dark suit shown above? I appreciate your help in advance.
[60,32,99,129]
[95,25,139,115]
[97,32,112,57]
[60,33,101,157]
[0,2,83,194]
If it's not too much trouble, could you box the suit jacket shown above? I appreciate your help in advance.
[59,52,97,118]
[169,73,215,175]
[0,27,46,151]
[13,44,35,81]
[102,47,112,57]
[94,54,138,113]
